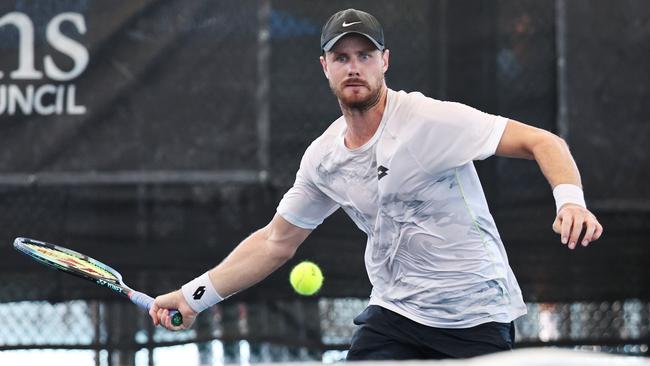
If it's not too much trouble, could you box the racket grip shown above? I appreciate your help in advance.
[130,290,183,326]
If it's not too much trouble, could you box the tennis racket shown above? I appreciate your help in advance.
[13,237,182,326]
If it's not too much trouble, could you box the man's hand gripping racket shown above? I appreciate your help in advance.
[13,237,183,327]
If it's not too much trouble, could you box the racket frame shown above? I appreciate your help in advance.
[13,237,182,326]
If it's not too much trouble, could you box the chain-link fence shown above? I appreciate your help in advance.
[0,298,648,364]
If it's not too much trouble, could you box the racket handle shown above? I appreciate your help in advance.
[130,290,183,326]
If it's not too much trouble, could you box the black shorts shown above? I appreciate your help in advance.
[346,305,515,361]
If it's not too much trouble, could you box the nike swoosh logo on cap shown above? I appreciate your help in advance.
[342,21,362,27]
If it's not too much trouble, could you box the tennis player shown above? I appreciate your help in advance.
[150,8,603,359]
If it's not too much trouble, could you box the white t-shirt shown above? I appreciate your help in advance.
[277,89,527,328]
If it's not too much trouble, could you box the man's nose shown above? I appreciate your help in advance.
[347,59,360,76]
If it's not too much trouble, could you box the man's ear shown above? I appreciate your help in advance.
[382,49,390,73]
[320,55,329,79]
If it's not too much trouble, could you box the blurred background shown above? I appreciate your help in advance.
[0,0,648,365]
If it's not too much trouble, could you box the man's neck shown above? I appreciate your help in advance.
[341,86,388,149]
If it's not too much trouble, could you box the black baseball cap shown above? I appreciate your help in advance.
[320,9,385,52]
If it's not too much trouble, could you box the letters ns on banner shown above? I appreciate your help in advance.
[0,12,88,116]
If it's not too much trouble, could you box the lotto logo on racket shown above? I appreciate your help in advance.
[29,244,115,280]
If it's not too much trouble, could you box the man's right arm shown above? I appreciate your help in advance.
[149,214,312,330]
[209,214,312,296]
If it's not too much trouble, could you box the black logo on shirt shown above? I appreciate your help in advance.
[193,286,206,300]
[378,165,389,180]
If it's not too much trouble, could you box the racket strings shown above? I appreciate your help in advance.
[26,244,119,281]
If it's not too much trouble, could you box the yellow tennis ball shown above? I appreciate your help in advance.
[290,261,323,296]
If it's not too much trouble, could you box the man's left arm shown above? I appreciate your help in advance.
[495,119,603,249]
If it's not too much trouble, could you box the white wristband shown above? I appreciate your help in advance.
[181,272,223,313]
[553,184,586,213]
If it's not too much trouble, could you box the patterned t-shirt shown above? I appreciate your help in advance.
[277,89,527,328]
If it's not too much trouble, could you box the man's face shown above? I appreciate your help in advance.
[320,34,389,111]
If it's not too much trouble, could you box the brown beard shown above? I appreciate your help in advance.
[330,78,383,112]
